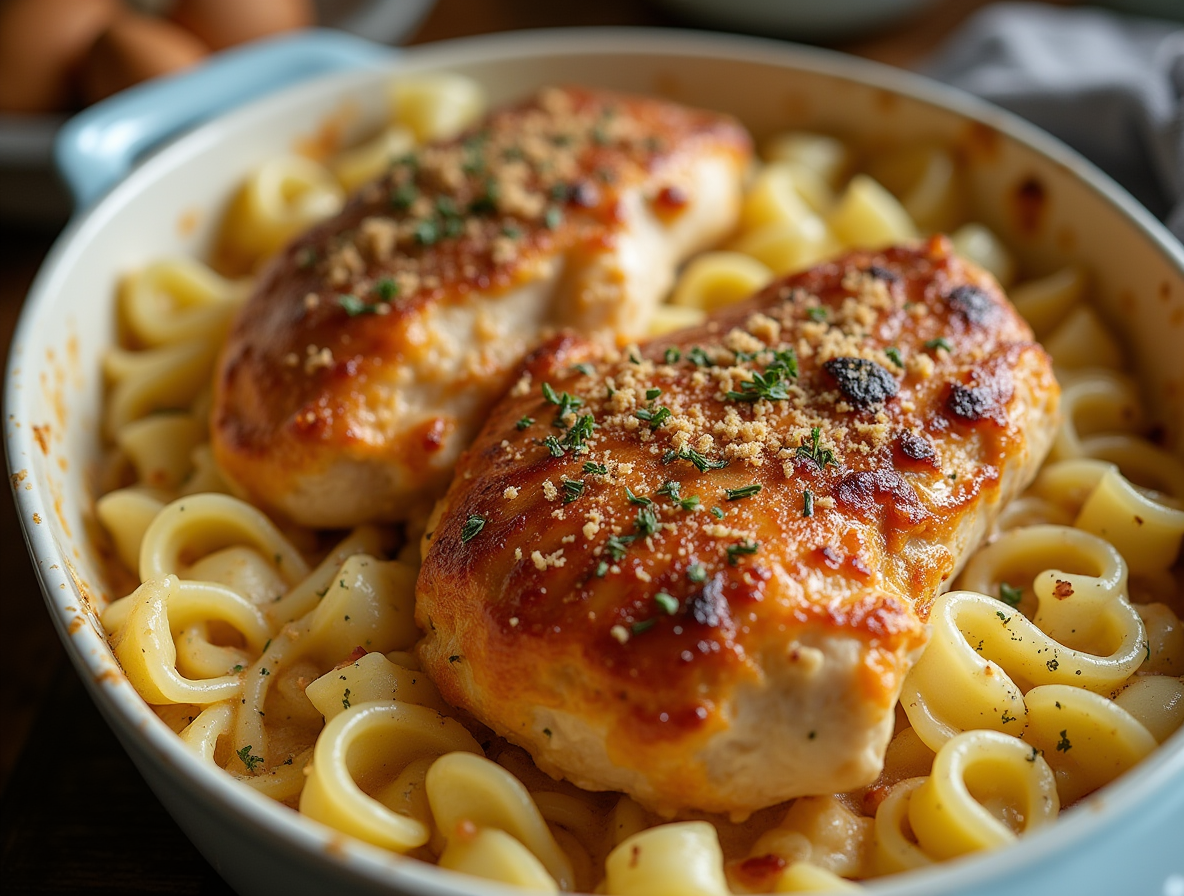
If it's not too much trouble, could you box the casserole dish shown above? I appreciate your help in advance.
[6,26,1184,896]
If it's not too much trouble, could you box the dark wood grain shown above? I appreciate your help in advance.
[0,2,1079,893]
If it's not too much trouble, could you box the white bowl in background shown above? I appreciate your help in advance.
[6,26,1184,896]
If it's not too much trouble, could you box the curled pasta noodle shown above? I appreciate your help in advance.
[217,155,345,271]
[1022,684,1157,805]
[331,123,416,192]
[426,752,574,890]
[826,174,917,250]
[103,338,219,437]
[116,413,203,492]
[96,488,166,572]
[647,303,706,337]
[729,216,840,276]
[872,778,932,875]
[1042,305,1125,371]
[1077,434,1184,506]
[268,525,388,625]
[604,821,728,896]
[950,223,1016,287]
[300,702,482,852]
[904,528,1146,749]
[438,827,558,892]
[1008,266,1087,337]
[119,257,248,348]
[390,72,485,143]
[907,730,1059,860]
[669,251,773,312]
[864,144,964,234]
[1112,675,1184,743]
[1074,467,1184,575]
[137,493,309,586]
[761,131,851,188]
[1049,369,1142,461]
[304,651,449,718]
[1136,603,1183,675]
[773,862,861,893]
[749,796,871,879]
[104,575,269,704]
[741,162,825,231]
[179,700,235,763]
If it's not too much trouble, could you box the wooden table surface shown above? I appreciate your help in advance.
[0,0,1074,891]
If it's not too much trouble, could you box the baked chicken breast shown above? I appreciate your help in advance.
[212,87,751,527]
[416,238,1059,815]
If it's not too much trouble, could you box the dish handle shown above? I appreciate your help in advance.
[54,28,396,210]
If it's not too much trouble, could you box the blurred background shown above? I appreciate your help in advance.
[1,1,1180,891]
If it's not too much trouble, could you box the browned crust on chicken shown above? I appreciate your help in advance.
[212,87,751,526]
[416,237,1059,813]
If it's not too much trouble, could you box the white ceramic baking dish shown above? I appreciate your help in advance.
[6,26,1184,896]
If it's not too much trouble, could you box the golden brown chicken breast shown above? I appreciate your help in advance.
[212,87,751,527]
[416,238,1060,815]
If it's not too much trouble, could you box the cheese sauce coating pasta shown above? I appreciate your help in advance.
[95,74,1184,893]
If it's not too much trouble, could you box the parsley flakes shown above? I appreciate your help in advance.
[725,484,761,501]
[460,514,486,543]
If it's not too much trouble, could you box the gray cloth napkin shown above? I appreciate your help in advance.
[923,2,1184,242]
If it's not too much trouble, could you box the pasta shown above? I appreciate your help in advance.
[92,77,1184,894]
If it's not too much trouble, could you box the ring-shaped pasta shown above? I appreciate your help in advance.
[604,821,729,896]
[240,747,313,802]
[1136,603,1184,676]
[1079,434,1184,505]
[426,752,575,891]
[1049,370,1142,461]
[106,576,269,705]
[1074,467,1184,575]
[305,651,449,720]
[139,493,309,586]
[180,700,235,763]
[907,730,1059,861]
[438,827,559,892]
[1031,458,1115,516]
[120,257,248,348]
[872,778,933,875]
[116,413,203,492]
[300,701,482,853]
[103,338,218,438]
[1023,684,1158,805]
[1112,675,1184,743]
[669,251,773,312]
[96,488,166,572]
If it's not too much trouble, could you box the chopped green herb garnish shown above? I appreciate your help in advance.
[236,745,263,772]
[646,387,663,401]
[725,484,762,501]
[687,346,712,367]
[583,461,608,475]
[516,416,534,430]
[807,306,828,322]
[461,514,486,543]
[543,435,565,457]
[625,487,652,506]
[726,366,791,403]
[924,336,953,353]
[562,479,585,504]
[562,414,596,452]
[795,427,838,470]
[605,533,636,562]
[634,405,672,429]
[687,563,707,583]
[803,489,814,517]
[596,561,609,577]
[635,505,658,536]
[631,619,656,635]
[339,294,386,317]
[572,362,595,376]
[711,506,724,520]
[654,592,679,615]
[664,347,681,363]
[1056,730,1072,753]
[389,182,418,210]
[885,347,903,368]
[726,541,760,565]
[342,688,351,710]
[999,582,1023,607]
[544,206,563,230]
[373,277,398,301]
[1001,709,1017,724]
[674,445,728,473]
[413,219,439,246]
